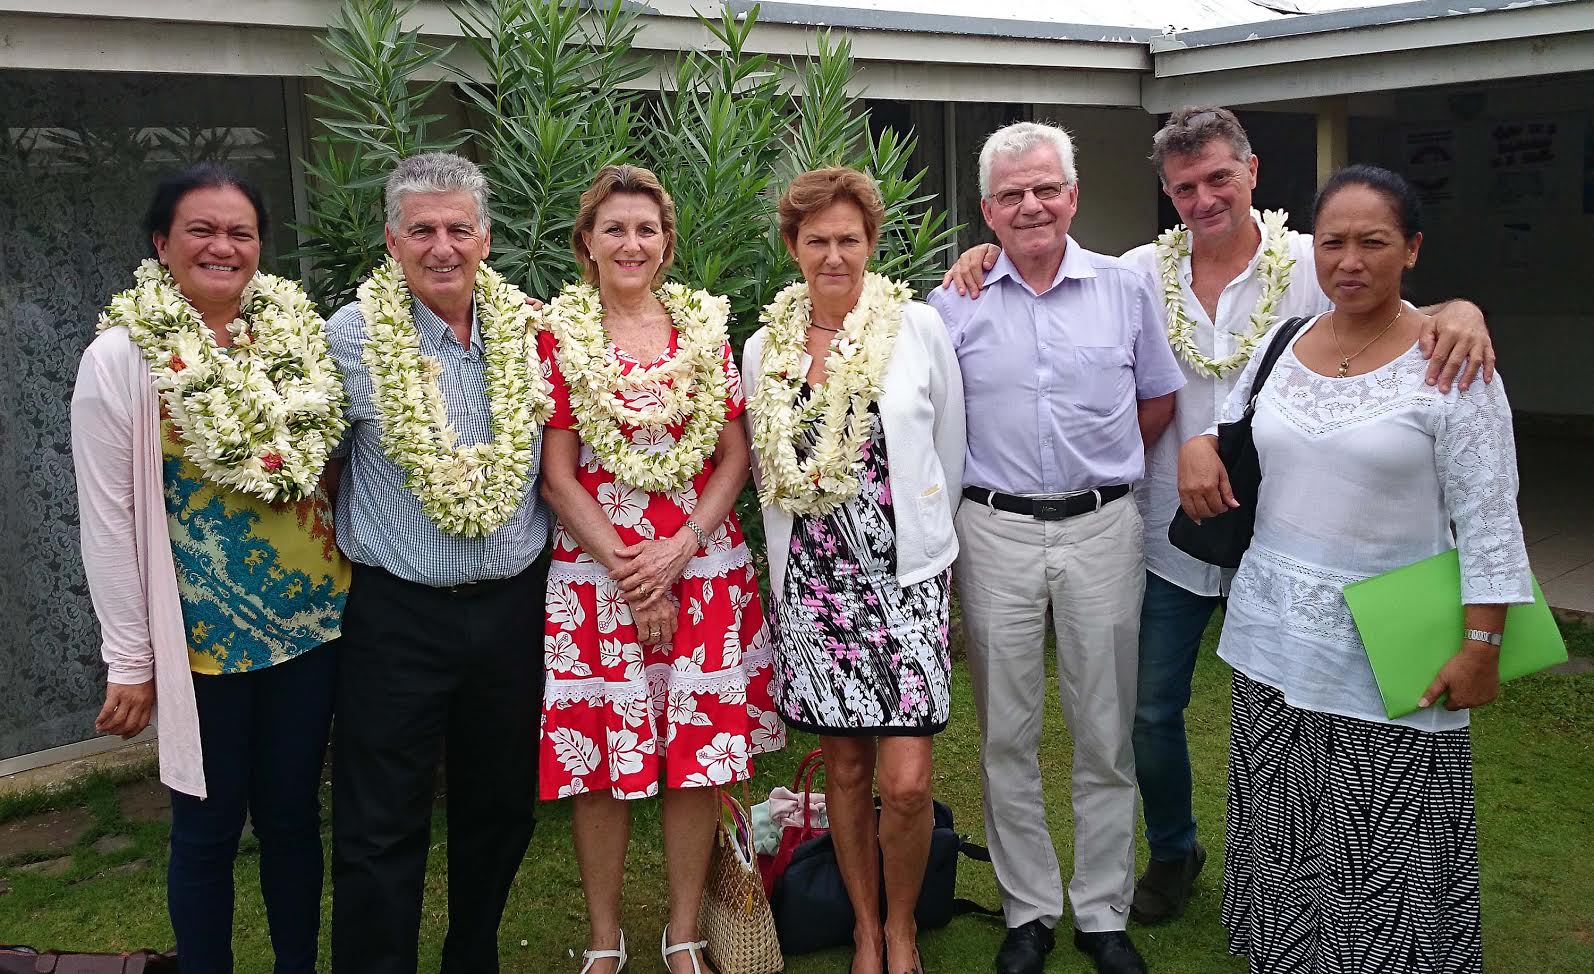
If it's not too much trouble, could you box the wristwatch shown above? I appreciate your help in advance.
[1462,628,1504,647]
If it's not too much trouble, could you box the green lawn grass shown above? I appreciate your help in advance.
[3,622,1592,972]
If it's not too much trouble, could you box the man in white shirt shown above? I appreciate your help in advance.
[943,106,1493,925]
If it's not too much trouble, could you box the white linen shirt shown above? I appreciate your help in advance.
[743,301,966,596]
[1121,212,1326,597]
[1215,318,1533,733]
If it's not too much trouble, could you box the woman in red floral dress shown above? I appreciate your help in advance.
[536,164,783,974]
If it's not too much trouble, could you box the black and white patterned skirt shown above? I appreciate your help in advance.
[1222,670,1482,974]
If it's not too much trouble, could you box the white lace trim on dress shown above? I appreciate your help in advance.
[549,541,752,584]
[543,636,775,708]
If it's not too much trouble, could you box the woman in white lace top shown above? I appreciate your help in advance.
[1178,165,1532,974]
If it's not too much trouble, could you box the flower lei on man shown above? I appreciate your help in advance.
[358,257,553,538]
[540,282,730,493]
[1155,208,1295,377]
[99,258,347,503]
[748,272,908,517]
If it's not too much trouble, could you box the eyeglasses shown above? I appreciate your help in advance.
[988,182,1068,208]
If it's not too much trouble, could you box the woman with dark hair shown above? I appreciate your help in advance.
[1178,164,1530,973]
[535,164,782,974]
[72,163,348,973]
[744,167,965,974]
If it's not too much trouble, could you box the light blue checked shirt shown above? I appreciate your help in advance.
[326,295,549,587]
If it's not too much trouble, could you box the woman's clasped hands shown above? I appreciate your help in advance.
[609,533,696,645]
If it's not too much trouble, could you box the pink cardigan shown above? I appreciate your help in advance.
[71,327,205,798]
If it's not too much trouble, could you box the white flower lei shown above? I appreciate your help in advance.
[98,259,346,503]
[541,281,730,493]
[748,272,908,517]
[358,258,553,538]
[1155,208,1296,378]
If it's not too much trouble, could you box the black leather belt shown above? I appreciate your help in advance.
[962,484,1130,521]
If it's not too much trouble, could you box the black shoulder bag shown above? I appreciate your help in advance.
[1167,315,1310,569]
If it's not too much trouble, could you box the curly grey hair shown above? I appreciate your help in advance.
[1149,107,1253,182]
[978,122,1078,198]
[384,152,490,231]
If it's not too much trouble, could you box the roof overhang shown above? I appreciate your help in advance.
[0,0,1151,106]
[1144,0,1594,111]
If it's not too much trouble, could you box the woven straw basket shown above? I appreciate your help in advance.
[699,789,784,974]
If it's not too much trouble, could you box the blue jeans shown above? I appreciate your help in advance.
[167,644,337,974]
[1132,572,1222,864]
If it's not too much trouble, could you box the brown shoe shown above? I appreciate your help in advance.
[1129,841,1206,925]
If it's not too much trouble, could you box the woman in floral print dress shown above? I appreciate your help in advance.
[536,165,782,974]
[743,168,965,974]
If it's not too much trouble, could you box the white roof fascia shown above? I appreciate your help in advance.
[1151,0,1594,78]
[0,1,1148,69]
[1143,23,1594,111]
[0,1,1148,100]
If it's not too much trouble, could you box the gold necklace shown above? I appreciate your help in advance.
[1330,306,1403,378]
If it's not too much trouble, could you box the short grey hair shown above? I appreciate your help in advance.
[384,152,490,231]
[1150,107,1253,182]
[978,122,1077,198]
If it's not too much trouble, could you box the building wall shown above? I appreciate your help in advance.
[1039,105,1161,259]
[1364,75,1594,418]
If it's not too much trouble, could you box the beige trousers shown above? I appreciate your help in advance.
[954,494,1144,932]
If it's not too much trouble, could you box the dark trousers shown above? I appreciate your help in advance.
[331,558,547,974]
[1131,571,1224,863]
[167,644,338,974]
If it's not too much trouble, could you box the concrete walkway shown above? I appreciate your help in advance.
[1520,434,1594,618]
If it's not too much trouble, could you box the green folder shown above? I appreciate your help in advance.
[1342,548,1568,719]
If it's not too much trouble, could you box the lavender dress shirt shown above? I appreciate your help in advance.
[928,237,1185,495]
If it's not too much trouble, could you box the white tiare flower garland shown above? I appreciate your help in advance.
[358,258,553,538]
[98,258,346,503]
[747,272,909,517]
[540,282,730,493]
[1155,208,1296,378]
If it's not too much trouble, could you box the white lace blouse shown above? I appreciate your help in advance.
[1215,316,1534,732]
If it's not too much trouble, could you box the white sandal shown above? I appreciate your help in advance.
[579,930,627,974]
[660,926,709,974]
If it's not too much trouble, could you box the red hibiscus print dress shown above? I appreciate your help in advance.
[537,329,785,801]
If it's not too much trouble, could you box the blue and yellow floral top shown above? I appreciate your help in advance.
[160,415,349,674]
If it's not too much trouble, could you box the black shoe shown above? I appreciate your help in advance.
[995,920,1055,974]
[1130,840,1207,925]
[1072,929,1148,974]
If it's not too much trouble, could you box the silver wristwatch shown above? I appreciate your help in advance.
[1462,628,1504,647]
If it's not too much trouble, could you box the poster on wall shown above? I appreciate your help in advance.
[1488,119,1559,209]
[1403,128,1456,210]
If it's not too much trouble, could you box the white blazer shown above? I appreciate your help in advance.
[743,300,966,596]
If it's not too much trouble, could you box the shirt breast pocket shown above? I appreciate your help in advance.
[1073,344,1133,415]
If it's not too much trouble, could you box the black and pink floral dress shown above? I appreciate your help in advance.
[771,401,952,736]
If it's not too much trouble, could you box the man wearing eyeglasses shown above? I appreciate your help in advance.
[928,121,1184,974]
[942,109,1493,947]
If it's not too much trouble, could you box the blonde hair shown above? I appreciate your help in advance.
[571,164,676,287]
[777,167,884,248]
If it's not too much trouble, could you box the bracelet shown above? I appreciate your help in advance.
[684,518,711,549]
[1462,628,1503,647]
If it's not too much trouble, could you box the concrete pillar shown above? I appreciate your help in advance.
[1316,95,1350,187]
